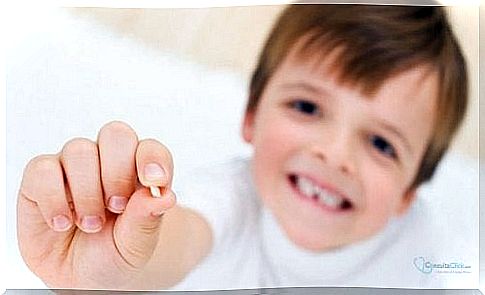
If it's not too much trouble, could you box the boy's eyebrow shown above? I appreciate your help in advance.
[279,82,333,98]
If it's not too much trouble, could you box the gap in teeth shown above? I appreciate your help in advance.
[294,175,346,209]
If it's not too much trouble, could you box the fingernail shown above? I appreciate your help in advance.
[52,215,72,232]
[81,216,103,233]
[144,163,165,181]
[108,196,128,213]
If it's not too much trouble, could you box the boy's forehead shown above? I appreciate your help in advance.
[279,35,439,101]
[279,36,365,94]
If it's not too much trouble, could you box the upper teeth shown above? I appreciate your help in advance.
[296,176,345,209]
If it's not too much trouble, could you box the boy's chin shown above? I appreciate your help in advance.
[287,232,350,253]
[282,221,383,253]
[281,223,344,252]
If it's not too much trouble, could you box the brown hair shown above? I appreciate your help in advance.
[247,4,468,188]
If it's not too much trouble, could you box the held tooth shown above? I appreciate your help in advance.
[150,186,162,198]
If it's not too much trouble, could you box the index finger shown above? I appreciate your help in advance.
[97,121,138,213]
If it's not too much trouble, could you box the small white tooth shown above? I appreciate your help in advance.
[317,191,329,206]
[327,196,340,208]
[318,190,342,209]
[298,177,314,197]
[304,183,314,197]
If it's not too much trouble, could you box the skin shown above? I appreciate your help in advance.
[242,46,438,251]
[17,121,212,290]
[17,43,438,289]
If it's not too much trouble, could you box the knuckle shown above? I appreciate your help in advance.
[21,155,61,201]
[139,138,160,147]
[163,145,174,161]
[25,154,59,174]
[99,121,138,141]
[140,138,173,159]
[62,137,97,157]
[103,176,136,191]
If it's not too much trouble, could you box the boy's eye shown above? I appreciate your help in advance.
[289,100,319,116]
[371,135,397,159]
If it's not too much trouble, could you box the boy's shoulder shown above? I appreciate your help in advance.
[176,156,254,195]
[175,156,262,244]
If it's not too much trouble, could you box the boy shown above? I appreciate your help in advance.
[17,4,467,290]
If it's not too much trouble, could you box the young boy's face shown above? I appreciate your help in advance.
[242,45,438,251]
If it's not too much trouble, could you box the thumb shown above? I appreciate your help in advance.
[113,186,176,269]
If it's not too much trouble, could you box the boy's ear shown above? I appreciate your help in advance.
[242,111,255,143]
[395,188,418,217]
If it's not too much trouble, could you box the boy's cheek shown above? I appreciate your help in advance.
[253,119,290,148]
[364,184,409,221]
[260,117,310,147]
[354,192,398,233]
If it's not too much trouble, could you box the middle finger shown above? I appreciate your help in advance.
[60,138,105,233]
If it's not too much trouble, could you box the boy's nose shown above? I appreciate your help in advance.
[310,129,355,175]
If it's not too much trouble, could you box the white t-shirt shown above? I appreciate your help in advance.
[173,157,477,291]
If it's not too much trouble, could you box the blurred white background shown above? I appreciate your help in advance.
[68,4,479,160]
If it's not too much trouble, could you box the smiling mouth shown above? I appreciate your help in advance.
[288,174,353,212]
